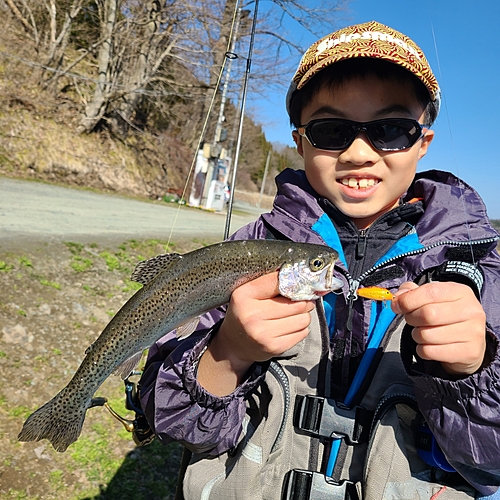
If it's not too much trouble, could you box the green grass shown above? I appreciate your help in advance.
[0,260,13,272]
[38,278,61,289]
[64,241,85,254]
[70,433,124,483]
[48,469,64,489]
[99,251,121,271]
[8,405,32,419]
[121,280,142,293]
[70,255,93,273]
[0,237,205,500]
[77,440,182,500]
[4,489,38,500]
[18,256,33,268]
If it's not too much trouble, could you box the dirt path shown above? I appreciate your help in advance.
[0,177,267,499]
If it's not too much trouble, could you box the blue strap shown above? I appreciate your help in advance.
[311,214,346,267]
[311,214,343,338]
[326,303,396,477]
[311,212,420,477]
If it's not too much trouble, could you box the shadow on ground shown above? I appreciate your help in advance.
[81,440,183,500]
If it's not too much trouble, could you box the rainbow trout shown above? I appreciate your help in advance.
[18,239,341,452]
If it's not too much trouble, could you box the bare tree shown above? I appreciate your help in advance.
[4,0,86,87]
[78,0,350,136]
[3,0,348,139]
[77,0,215,135]
[77,0,117,132]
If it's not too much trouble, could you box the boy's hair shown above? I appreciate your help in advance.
[286,21,441,129]
[288,58,440,128]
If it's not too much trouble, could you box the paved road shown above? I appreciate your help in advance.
[0,177,265,249]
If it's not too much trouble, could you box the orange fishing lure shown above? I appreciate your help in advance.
[356,286,394,301]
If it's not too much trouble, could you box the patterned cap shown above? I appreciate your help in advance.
[286,21,440,115]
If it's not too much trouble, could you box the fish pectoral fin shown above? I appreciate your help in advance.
[113,351,143,380]
[175,317,201,340]
[131,253,183,285]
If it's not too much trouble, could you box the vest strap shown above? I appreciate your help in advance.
[282,470,357,500]
[295,395,372,444]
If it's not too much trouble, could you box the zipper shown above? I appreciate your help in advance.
[338,236,498,333]
[356,229,368,259]
[339,236,499,300]
[268,361,290,454]
[370,392,419,437]
[345,278,360,332]
[363,392,419,483]
[356,235,498,283]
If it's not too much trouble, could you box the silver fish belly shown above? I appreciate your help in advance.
[18,239,339,452]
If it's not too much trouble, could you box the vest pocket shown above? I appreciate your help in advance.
[363,395,476,499]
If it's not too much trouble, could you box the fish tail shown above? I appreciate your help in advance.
[18,390,87,452]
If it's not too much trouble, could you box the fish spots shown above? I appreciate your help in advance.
[18,240,339,452]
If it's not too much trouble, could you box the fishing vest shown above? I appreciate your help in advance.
[181,300,477,500]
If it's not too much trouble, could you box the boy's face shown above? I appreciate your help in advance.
[292,75,434,229]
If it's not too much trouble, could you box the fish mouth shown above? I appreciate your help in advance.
[324,261,343,293]
[313,258,343,295]
[278,254,342,301]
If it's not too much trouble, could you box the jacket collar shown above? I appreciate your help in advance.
[263,168,499,247]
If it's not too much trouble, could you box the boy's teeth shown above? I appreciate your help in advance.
[341,178,376,189]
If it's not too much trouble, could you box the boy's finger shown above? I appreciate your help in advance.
[391,281,418,313]
[394,281,419,295]
[237,271,281,300]
[393,282,461,314]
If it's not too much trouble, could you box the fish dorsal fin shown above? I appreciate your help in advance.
[113,351,143,380]
[175,317,201,340]
[131,253,183,285]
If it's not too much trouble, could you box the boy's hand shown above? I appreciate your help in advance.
[218,271,316,365]
[392,281,487,376]
[198,272,316,395]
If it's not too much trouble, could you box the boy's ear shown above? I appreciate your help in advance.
[417,129,434,161]
[292,130,304,158]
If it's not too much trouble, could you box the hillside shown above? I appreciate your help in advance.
[0,17,302,201]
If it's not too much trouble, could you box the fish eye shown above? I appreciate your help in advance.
[310,257,325,271]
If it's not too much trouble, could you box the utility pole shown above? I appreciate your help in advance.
[200,5,242,210]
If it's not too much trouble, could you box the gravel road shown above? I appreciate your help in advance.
[0,177,265,249]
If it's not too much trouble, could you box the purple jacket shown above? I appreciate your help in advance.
[140,169,500,494]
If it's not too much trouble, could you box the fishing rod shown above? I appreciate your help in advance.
[166,2,241,249]
[224,0,260,240]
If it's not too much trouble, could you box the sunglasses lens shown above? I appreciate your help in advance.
[367,120,421,150]
[308,120,357,150]
[304,119,422,151]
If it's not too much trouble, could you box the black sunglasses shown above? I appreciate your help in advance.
[297,118,426,152]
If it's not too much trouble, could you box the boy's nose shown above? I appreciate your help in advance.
[337,131,379,166]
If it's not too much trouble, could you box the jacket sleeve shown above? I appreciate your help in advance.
[138,219,270,456]
[401,248,500,495]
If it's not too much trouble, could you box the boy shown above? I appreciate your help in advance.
[139,21,500,499]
